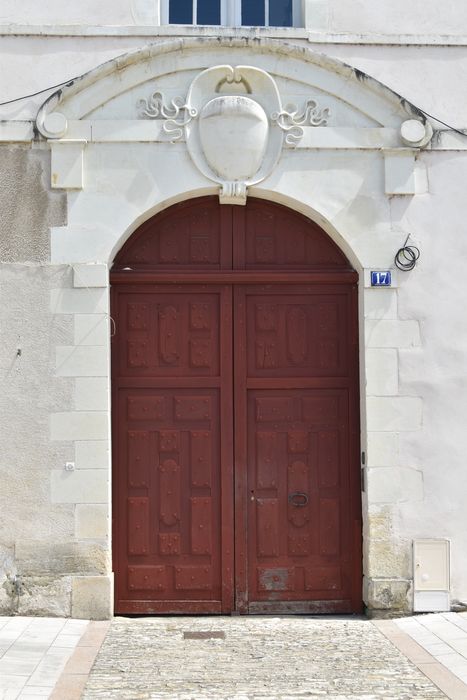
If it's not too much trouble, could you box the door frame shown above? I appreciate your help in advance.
[110,198,362,615]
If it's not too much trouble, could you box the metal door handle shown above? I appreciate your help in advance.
[288,492,309,507]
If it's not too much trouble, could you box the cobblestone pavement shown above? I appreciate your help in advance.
[82,616,446,699]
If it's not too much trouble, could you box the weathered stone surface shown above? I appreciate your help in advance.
[367,539,411,579]
[368,578,412,612]
[0,465,74,539]
[82,617,444,698]
[0,543,15,577]
[0,146,66,262]
[75,505,109,540]
[365,507,411,580]
[366,505,394,540]
[0,264,74,484]
[51,469,109,504]
[0,264,79,614]
[17,575,72,617]
[15,541,110,576]
[72,575,113,620]
[0,584,16,615]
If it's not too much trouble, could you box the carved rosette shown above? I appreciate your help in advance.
[137,65,331,204]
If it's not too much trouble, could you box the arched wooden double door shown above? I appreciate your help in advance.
[111,197,362,614]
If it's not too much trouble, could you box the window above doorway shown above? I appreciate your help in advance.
[161,0,301,27]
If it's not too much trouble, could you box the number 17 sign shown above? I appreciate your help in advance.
[371,271,392,287]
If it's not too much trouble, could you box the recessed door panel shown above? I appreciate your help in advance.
[245,387,351,606]
[119,292,220,378]
[246,292,349,377]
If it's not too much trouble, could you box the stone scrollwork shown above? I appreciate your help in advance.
[400,119,433,148]
[137,91,198,141]
[36,111,69,139]
[137,65,330,203]
[272,99,331,146]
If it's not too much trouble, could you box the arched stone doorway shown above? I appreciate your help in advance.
[111,196,362,614]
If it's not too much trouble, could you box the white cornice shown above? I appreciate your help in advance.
[1,24,467,46]
[4,122,465,152]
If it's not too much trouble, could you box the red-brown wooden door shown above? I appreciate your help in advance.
[234,285,360,613]
[111,197,361,615]
[112,284,233,613]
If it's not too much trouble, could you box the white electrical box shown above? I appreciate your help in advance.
[413,539,450,612]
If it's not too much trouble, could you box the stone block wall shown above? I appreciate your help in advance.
[0,147,111,618]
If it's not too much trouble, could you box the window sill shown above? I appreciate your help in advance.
[1,24,466,45]
[0,23,309,39]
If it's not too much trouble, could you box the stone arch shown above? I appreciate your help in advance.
[37,37,430,135]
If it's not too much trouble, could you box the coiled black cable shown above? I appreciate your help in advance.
[394,235,420,271]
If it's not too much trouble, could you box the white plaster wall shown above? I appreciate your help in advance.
[360,150,467,609]
[325,0,467,36]
[1,25,467,617]
[1,38,467,130]
[389,152,467,601]
[1,0,467,36]
[315,45,467,130]
[0,0,159,26]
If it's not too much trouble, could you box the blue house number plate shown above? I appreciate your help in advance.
[371,271,392,287]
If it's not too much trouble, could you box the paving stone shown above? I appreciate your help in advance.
[82,617,445,699]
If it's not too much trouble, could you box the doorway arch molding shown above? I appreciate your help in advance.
[39,37,428,616]
[37,37,429,136]
[36,36,433,270]
[108,189,364,274]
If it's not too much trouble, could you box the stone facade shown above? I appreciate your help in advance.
[1,3,467,619]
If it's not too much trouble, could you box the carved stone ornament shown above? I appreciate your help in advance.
[137,65,331,204]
